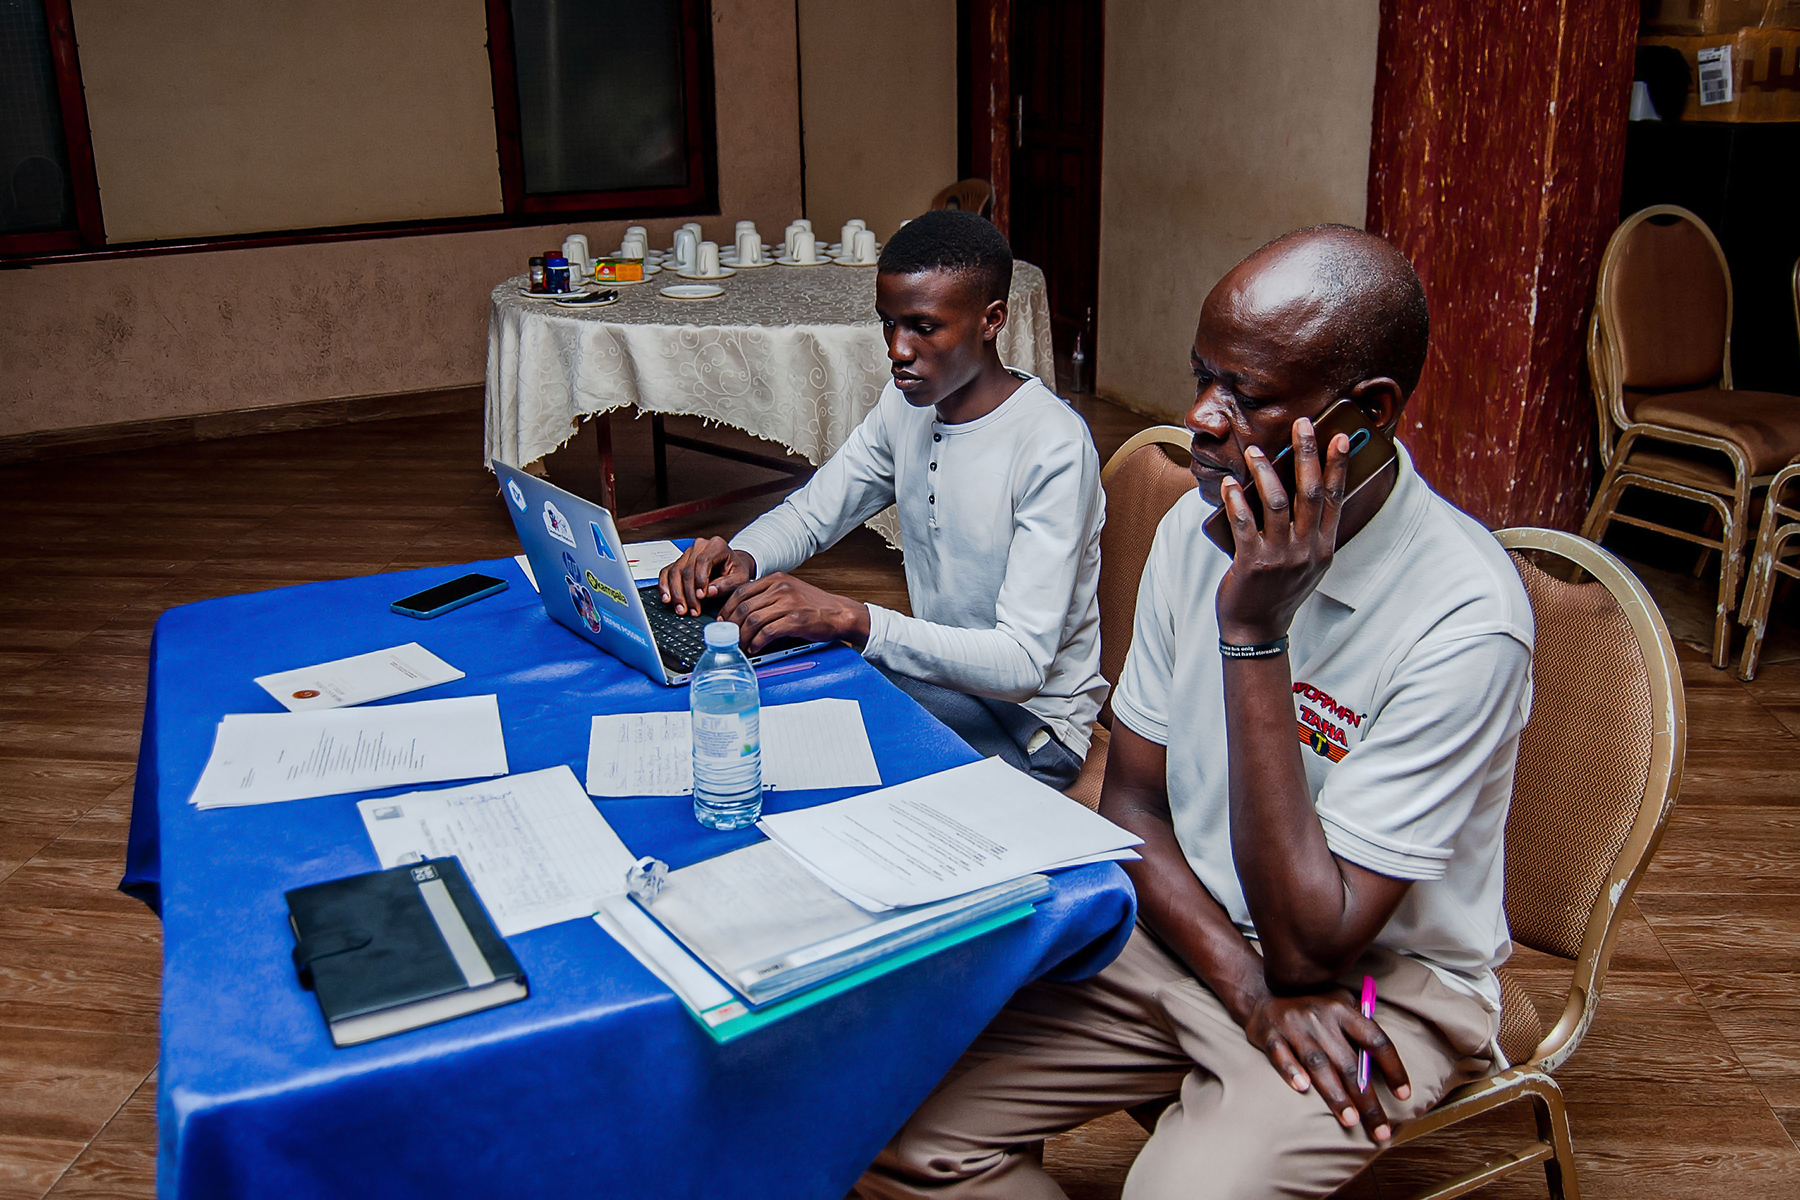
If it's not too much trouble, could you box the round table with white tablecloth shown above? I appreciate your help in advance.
[484,259,1059,476]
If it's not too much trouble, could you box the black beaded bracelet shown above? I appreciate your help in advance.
[1219,635,1289,660]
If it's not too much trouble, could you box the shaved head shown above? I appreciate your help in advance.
[1222,225,1429,399]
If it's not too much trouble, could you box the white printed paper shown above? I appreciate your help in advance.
[359,765,637,936]
[514,554,539,592]
[189,695,509,809]
[254,643,464,712]
[623,539,683,583]
[584,699,882,796]
[757,757,1141,911]
[1698,44,1733,106]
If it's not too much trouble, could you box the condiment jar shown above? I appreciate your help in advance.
[528,256,547,293]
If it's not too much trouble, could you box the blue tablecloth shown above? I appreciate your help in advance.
[124,556,1136,1200]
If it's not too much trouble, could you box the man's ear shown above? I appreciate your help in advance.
[982,298,1009,343]
[1348,377,1405,435]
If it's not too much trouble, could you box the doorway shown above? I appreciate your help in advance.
[961,0,1105,382]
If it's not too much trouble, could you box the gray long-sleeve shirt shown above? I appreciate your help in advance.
[730,373,1108,754]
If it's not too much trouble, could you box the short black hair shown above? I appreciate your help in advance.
[1257,224,1431,398]
[877,209,1013,305]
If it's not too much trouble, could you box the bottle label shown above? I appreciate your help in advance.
[693,710,759,759]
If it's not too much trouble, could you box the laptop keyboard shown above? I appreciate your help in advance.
[637,585,715,669]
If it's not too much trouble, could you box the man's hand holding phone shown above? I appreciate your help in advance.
[1214,417,1353,644]
[658,537,755,616]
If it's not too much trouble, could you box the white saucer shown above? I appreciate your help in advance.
[832,256,878,267]
[774,256,830,267]
[677,267,736,280]
[720,255,773,268]
[661,283,724,299]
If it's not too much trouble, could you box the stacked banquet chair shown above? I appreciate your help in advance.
[1581,204,1800,668]
[1732,255,1800,680]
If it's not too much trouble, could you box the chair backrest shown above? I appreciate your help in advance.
[930,178,995,218]
[1494,528,1685,1070]
[1591,206,1733,448]
[1096,427,1195,726]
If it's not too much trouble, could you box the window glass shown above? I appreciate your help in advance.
[0,0,75,233]
[510,0,689,196]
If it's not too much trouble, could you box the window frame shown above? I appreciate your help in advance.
[0,0,718,266]
[0,0,105,256]
[484,0,719,219]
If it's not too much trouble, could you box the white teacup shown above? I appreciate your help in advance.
[735,230,763,266]
[792,218,812,232]
[791,230,818,264]
[624,224,647,244]
[619,233,646,260]
[846,218,866,232]
[839,223,861,256]
[562,234,590,276]
[680,222,703,244]
[854,229,877,264]
[696,241,722,276]
[673,228,698,271]
[735,220,758,236]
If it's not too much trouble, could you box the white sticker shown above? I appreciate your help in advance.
[1698,45,1733,106]
[543,500,578,546]
[507,479,527,512]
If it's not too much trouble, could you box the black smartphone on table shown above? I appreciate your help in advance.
[1201,398,1399,556]
[391,574,508,619]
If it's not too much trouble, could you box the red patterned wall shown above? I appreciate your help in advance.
[1367,0,1640,530]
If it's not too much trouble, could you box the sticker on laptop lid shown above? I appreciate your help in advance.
[507,479,527,512]
[589,522,617,560]
[543,501,578,547]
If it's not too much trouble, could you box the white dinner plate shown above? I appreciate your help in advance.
[660,283,724,299]
[677,267,736,280]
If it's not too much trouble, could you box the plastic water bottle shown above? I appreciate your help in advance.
[690,621,762,829]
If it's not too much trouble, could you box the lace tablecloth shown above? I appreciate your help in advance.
[484,261,1057,471]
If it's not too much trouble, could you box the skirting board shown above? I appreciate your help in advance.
[0,385,484,465]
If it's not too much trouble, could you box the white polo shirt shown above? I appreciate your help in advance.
[1111,445,1533,1010]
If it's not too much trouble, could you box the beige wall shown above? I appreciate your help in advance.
[797,0,958,241]
[74,0,504,242]
[1095,0,1380,420]
[1,0,802,439]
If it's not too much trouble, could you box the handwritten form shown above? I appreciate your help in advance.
[584,698,882,796]
[358,765,637,936]
[187,695,508,809]
[254,643,464,711]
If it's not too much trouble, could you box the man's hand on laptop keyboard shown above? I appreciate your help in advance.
[659,537,756,616]
[720,573,870,653]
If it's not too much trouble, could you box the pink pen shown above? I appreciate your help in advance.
[1357,975,1377,1090]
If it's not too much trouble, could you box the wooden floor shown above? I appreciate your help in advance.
[1,402,1797,1198]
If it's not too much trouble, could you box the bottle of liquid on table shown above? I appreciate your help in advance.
[691,621,762,829]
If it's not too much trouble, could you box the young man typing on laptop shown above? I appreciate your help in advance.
[657,209,1107,789]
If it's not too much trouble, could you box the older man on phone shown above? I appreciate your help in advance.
[858,225,1534,1199]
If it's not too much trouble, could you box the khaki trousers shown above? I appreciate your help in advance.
[857,928,1496,1200]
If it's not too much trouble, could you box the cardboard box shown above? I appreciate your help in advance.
[1643,0,1772,35]
[1641,28,1800,120]
[592,259,644,283]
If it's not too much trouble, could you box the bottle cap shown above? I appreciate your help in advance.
[529,256,545,265]
[703,621,739,648]
[547,254,567,267]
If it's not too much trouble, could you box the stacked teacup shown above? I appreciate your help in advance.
[835,227,878,267]
[681,239,734,280]
[780,219,826,266]
[724,220,769,268]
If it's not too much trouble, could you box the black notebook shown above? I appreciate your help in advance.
[285,857,528,1047]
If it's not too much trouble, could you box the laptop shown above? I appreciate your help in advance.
[493,463,827,685]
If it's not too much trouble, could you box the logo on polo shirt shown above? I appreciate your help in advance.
[1294,681,1361,762]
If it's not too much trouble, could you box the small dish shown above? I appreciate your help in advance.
[677,267,737,280]
[773,256,830,267]
[660,283,724,299]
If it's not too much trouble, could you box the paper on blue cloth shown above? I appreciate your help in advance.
[126,555,1135,1200]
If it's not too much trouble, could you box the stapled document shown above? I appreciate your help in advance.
[254,643,464,711]
[358,764,637,936]
[188,694,509,809]
[757,756,1142,911]
[585,698,881,796]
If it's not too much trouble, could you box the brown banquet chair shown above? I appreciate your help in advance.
[1735,460,1800,680]
[1323,527,1685,1199]
[1581,204,1800,668]
[929,178,995,219]
[1063,426,1194,811]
